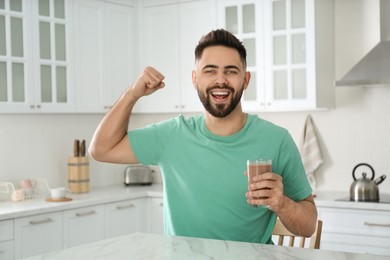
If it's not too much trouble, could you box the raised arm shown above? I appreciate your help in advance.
[88,67,165,164]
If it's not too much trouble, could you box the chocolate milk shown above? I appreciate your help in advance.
[247,160,272,207]
[247,163,272,185]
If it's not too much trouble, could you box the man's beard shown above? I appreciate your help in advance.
[196,84,244,118]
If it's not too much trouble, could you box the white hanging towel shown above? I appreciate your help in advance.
[300,115,324,195]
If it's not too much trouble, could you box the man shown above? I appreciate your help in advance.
[89,29,317,244]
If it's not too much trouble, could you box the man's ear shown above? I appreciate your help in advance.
[244,71,251,90]
[192,70,197,89]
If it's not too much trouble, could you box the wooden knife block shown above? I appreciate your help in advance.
[67,157,90,193]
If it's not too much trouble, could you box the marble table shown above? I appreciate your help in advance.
[24,232,390,260]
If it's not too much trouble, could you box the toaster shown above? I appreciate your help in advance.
[124,165,154,186]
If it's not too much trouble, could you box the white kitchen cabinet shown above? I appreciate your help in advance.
[0,219,14,260]
[318,206,390,256]
[62,205,105,248]
[217,0,334,111]
[149,197,164,234]
[14,212,62,259]
[73,0,136,113]
[137,0,217,113]
[104,198,147,238]
[0,0,74,113]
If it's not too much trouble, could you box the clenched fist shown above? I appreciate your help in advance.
[130,66,165,99]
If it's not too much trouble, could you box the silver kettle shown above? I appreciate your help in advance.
[350,163,386,202]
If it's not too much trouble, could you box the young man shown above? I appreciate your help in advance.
[89,29,317,244]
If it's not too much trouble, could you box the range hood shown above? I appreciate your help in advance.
[335,0,390,86]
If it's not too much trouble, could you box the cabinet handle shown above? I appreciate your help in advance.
[159,202,163,206]
[0,250,6,254]
[116,204,135,210]
[29,218,52,225]
[364,222,390,228]
[75,210,96,217]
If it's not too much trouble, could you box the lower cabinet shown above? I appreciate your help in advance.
[149,198,164,234]
[0,219,14,260]
[14,212,63,259]
[104,198,147,238]
[63,205,105,248]
[318,207,390,256]
[9,197,155,259]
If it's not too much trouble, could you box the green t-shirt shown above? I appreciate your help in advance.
[128,114,312,244]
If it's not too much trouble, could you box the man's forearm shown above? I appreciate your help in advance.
[276,196,318,237]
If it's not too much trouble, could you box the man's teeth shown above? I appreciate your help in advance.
[212,91,228,96]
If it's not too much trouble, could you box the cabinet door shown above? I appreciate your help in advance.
[103,2,135,110]
[0,240,14,260]
[0,219,13,260]
[178,0,217,112]
[137,4,180,113]
[73,0,104,112]
[14,212,62,259]
[0,0,32,112]
[217,0,265,112]
[63,205,105,248]
[150,197,164,234]
[264,0,314,110]
[31,0,74,112]
[73,0,136,112]
[0,0,73,113]
[104,198,147,238]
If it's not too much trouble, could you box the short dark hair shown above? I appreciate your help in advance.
[194,29,247,69]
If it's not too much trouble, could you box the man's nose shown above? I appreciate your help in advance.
[214,73,228,86]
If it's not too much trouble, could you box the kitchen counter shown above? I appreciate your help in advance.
[23,232,390,260]
[1,184,390,221]
[314,190,390,211]
[0,184,163,221]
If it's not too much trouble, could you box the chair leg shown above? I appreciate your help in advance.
[288,236,295,247]
[278,236,284,246]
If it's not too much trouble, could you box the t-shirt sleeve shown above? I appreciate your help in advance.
[128,118,175,165]
[277,132,312,201]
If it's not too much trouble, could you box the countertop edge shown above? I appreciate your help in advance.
[2,186,390,221]
[0,184,163,221]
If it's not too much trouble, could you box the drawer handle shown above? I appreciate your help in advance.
[0,249,6,254]
[75,210,96,217]
[364,222,390,228]
[116,204,135,210]
[29,218,52,225]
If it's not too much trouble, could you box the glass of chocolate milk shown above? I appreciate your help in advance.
[247,159,272,207]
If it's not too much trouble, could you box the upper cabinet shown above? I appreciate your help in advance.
[73,0,136,113]
[1,0,334,114]
[135,0,217,113]
[218,0,335,111]
[0,0,73,113]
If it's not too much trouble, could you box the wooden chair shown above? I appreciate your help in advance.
[272,218,323,249]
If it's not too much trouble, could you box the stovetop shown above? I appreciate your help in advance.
[336,193,390,204]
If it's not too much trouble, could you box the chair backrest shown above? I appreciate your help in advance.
[272,218,323,249]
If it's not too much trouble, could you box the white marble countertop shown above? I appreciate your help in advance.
[1,184,390,221]
[23,232,390,260]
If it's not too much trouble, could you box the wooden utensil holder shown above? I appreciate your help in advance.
[67,157,90,193]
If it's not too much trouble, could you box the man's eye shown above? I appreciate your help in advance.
[226,70,237,74]
[205,70,215,74]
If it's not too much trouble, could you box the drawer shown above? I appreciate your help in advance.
[321,232,390,255]
[0,220,13,242]
[318,208,390,236]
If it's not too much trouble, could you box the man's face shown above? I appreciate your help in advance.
[192,46,250,118]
